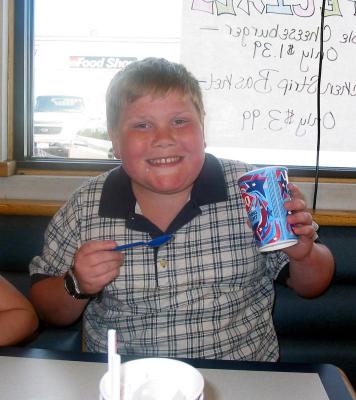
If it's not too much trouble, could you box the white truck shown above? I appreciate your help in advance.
[33,95,87,157]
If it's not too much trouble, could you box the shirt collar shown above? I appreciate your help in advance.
[99,153,228,219]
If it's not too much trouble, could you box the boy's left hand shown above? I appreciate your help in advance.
[282,183,316,261]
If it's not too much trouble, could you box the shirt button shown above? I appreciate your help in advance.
[159,259,168,269]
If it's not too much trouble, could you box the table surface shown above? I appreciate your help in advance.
[0,347,354,400]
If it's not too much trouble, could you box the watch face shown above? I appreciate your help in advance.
[64,270,92,299]
[64,271,78,296]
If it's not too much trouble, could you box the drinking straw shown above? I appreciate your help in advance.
[108,329,120,400]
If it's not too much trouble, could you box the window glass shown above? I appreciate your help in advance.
[181,1,356,169]
[33,0,182,159]
[29,0,356,173]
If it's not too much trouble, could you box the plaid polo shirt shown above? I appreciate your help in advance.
[29,153,288,360]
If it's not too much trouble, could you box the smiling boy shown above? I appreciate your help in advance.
[29,58,334,358]
[109,90,205,232]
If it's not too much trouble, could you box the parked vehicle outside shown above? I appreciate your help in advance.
[33,95,87,157]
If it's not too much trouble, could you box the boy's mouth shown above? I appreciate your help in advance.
[147,156,182,166]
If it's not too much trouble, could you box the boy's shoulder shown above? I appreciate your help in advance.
[51,169,119,222]
[74,168,115,194]
[64,168,118,208]
[215,156,254,177]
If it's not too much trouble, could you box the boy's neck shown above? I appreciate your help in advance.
[132,185,192,231]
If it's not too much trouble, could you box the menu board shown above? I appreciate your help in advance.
[181,0,356,167]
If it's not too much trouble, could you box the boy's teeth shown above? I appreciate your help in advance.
[150,157,180,165]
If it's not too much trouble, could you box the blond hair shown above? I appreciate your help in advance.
[106,57,205,132]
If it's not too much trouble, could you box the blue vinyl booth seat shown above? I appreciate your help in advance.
[273,225,356,387]
[1,215,355,387]
[0,215,81,351]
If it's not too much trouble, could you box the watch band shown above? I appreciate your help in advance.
[64,269,92,300]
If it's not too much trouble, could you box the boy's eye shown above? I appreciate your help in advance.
[173,118,187,126]
[134,122,150,129]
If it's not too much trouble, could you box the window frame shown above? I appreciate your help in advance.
[12,0,356,178]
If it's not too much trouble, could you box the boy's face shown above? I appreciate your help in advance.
[110,90,205,197]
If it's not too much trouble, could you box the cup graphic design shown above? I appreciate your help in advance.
[238,166,298,252]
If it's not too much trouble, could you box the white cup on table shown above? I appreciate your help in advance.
[99,357,204,400]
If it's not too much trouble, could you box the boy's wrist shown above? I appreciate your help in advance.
[64,269,93,300]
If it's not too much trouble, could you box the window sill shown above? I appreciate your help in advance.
[1,174,356,225]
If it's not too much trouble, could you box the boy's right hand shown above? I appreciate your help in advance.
[72,240,124,295]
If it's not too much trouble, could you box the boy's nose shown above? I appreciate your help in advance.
[152,126,175,147]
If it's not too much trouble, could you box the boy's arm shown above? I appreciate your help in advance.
[0,277,39,346]
[286,242,335,298]
[30,240,124,325]
[30,276,89,326]
[282,183,335,298]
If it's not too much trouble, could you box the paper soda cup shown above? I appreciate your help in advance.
[99,357,204,400]
[237,166,298,252]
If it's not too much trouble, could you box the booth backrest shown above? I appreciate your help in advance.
[0,215,81,351]
[273,225,356,387]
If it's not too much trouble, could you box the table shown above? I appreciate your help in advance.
[0,347,354,400]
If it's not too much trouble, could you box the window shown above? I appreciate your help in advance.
[14,0,182,170]
[13,0,356,177]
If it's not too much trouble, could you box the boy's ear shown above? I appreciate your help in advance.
[108,128,121,159]
[108,127,115,141]
[202,124,207,148]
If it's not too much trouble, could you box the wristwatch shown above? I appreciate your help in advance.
[64,268,92,300]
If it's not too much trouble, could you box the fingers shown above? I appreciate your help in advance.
[287,208,315,240]
[74,240,124,294]
[284,183,315,240]
[284,183,307,213]
[290,222,316,240]
[76,240,118,257]
[79,260,120,294]
[287,182,305,201]
[287,209,313,227]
